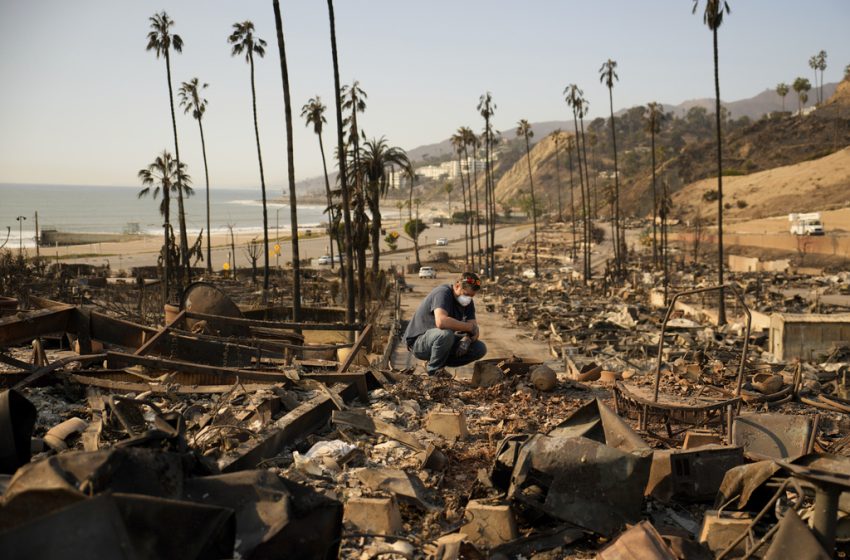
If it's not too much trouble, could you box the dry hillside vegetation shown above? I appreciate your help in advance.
[672,146,850,223]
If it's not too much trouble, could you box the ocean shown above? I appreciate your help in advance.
[0,183,328,248]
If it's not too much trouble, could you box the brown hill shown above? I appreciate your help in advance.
[671,146,850,223]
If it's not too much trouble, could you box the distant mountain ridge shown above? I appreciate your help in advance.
[297,82,839,194]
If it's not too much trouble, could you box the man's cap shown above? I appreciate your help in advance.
[459,272,481,291]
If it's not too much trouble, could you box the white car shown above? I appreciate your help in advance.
[317,255,332,265]
[521,268,536,279]
[435,237,448,246]
[418,266,437,279]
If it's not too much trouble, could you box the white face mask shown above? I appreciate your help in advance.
[456,294,472,307]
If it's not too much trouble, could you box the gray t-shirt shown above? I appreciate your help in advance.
[404,284,476,345]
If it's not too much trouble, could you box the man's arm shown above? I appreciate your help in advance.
[434,308,479,339]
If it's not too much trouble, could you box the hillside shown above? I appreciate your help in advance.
[671,146,850,223]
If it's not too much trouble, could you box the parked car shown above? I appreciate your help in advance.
[436,237,448,246]
[521,268,536,279]
[418,266,437,279]
[317,255,332,265]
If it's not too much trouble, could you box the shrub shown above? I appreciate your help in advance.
[703,189,719,202]
[736,199,748,209]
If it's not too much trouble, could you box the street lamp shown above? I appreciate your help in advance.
[15,216,26,254]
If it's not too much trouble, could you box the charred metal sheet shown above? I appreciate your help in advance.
[549,397,649,452]
[489,525,585,558]
[223,382,359,473]
[183,470,342,559]
[597,520,677,560]
[105,352,290,384]
[648,447,743,504]
[715,460,781,510]
[507,435,652,537]
[0,492,235,560]
[0,389,36,474]
[764,509,832,560]
[356,467,440,511]
[732,413,815,459]
[0,305,74,347]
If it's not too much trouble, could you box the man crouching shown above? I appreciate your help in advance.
[403,272,487,375]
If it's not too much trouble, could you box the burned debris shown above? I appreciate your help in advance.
[2,229,850,559]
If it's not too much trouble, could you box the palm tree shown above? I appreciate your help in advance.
[477,92,497,278]
[809,55,820,104]
[355,137,410,275]
[444,182,454,223]
[817,50,828,105]
[462,127,481,272]
[138,151,192,301]
[326,0,355,326]
[645,102,664,269]
[450,130,470,265]
[302,97,337,270]
[693,0,731,325]
[566,135,578,263]
[565,84,590,283]
[146,11,191,285]
[793,77,812,116]
[341,81,368,318]
[178,78,212,274]
[599,59,623,273]
[775,83,790,112]
[272,1,302,319]
[517,120,539,277]
[229,21,272,290]
[552,130,564,222]
[404,166,421,267]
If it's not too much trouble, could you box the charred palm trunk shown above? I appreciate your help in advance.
[317,133,335,270]
[567,139,577,263]
[713,26,726,325]
[327,0,356,326]
[571,115,588,284]
[650,124,659,269]
[472,157,482,274]
[524,133,539,277]
[198,118,212,273]
[273,0,301,319]
[247,52,271,292]
[608,85,622,275]
[579,115,593,282]
[458,151,470,266]
[165,51,191,287]
[370,184,381,276]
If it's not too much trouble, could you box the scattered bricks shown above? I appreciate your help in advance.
[459,500,518,548]
[425,411,469,442]
[683,430,723,449]
[472,361,504,387]
[699,510,752,556]
[529,364,557,391]
[343,496,403,535]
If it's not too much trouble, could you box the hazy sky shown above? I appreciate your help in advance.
[1,1,848,190]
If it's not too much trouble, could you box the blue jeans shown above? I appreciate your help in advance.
[410,328,487,374]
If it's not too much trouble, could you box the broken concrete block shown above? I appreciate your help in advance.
[471,361,504,387]
[459,500,518,548]
[425,411,469,441]
[343,496,402,535]
[699,510,752,555]
[529,364,557,391]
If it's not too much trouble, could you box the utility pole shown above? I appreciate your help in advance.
[15,216,26,254]
[34,212,40,258]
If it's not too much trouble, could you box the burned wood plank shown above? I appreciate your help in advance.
[12,353,106,390]
[67,373,277,395]
[0,306,75,347]
[105,351,291,383]
[134,310,186,356]
[338,324,373,373]
[185,310,361,331]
